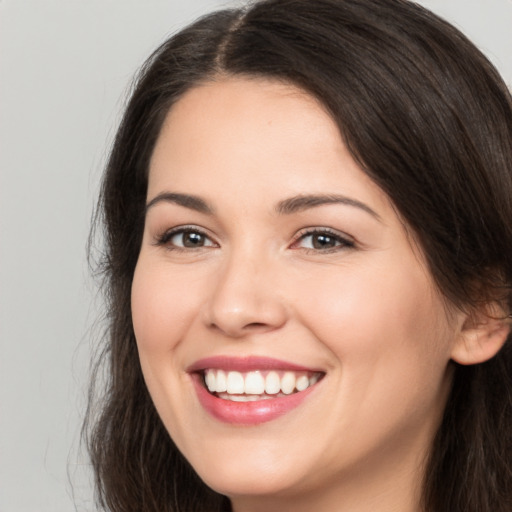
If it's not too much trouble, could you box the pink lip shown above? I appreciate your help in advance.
[187,355,318,373]
[188,356,323,425]
[192,376,318,425]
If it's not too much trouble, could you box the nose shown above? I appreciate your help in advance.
[202,251,288,338]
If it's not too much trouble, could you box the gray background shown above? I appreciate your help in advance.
[0,1,510,511]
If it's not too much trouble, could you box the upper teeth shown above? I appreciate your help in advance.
[204,369,320,396]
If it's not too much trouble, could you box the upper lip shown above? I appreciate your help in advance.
[187,355,322,373]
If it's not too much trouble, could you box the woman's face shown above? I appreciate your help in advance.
[132,78,465,509]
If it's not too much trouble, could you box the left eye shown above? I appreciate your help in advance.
[294,230,353,251]
[160,229,216,249]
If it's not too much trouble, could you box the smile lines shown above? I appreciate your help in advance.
[203,369,323,401]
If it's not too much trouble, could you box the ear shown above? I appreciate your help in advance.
[451,304,511,365]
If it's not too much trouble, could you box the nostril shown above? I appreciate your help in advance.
[245,322,272,331]
[207,319,279,338]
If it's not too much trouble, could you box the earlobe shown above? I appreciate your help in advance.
[450,307,511,365]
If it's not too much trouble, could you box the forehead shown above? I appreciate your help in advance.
[150,77,337,176]
[147,77,391,216]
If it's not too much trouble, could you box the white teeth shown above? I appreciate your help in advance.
[205,370,216,393]
[296,375,309,391]
[215,370,227,392]
[244,371,265,394]
[226,371,245,394]
[265,371,281,395]
[204,369,322,397]
[281,372,296,395]
[225,394,267,402]
[205,370,216,391]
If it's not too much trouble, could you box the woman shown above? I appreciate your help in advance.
[85,0,512,510]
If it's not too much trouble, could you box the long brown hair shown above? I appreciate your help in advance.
[85,1,512,510]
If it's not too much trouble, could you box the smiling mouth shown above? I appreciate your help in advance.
[202,369,324,402]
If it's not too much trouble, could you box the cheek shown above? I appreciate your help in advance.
[130,257,201,430]
[131,257,197,353]
[294,256,453,374]
[296,260,454,444]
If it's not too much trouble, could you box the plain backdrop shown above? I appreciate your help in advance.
[0,1,510,511]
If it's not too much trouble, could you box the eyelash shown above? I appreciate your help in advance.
[154,225,217,252]
[154,226,355,253]
[291,227,355,253]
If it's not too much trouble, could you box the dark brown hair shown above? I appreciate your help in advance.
[85,1,512,510]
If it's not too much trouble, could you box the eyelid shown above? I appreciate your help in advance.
[152,224,354,253]
[153,224,218,250]
[290,227,355,252]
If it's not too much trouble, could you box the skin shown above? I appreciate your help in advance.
[131,77,486,512]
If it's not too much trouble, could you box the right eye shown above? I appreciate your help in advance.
[156,227,217,250]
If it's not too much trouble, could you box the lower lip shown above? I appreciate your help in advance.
[192,375,318,425]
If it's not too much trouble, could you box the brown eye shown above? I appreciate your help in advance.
[294,229,354,252]
[159,228,216,249]
[311,233,338,249]
[181,231,207,247]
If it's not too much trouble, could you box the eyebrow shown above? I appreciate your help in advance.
[145,191,381,221]
[276,194,381,220]
[146,192,214,215]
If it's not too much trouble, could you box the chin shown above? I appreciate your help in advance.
[186,446,309,499]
